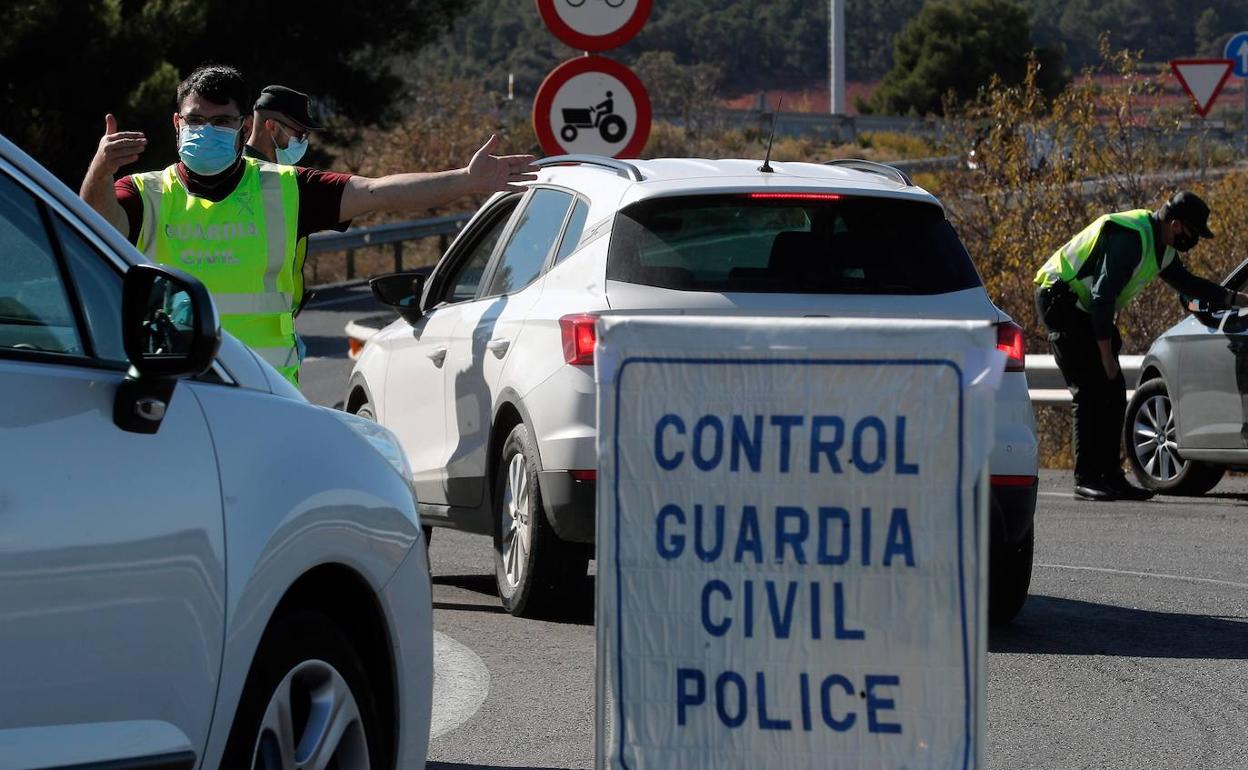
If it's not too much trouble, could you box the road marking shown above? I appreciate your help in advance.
[1037,563,1248,590]
[1039,491,1070,498]
[431,630,490,740]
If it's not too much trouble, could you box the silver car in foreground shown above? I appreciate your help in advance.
[0,134,431,769]
[1126,262,1248,495]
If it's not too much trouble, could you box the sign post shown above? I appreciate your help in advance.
[595,316,1003,770]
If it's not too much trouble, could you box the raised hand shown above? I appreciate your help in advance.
[92,114,147,175]
[466,134,538,193]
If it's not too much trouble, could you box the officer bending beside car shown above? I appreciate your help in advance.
[1035,191,1248,501]
[80,64,536,386]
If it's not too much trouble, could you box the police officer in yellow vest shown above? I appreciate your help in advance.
[80,65,536,386]
[1035,191,1248,501]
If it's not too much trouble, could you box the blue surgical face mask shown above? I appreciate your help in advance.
[276,135,308,165]
[178,123,241,176]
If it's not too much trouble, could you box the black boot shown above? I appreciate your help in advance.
[1102,473,1154,501]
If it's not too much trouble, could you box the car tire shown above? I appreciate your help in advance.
[1124,379,1225,496]
[220,609,389,770]
[493,423,590,618]
[989,527,1033,625]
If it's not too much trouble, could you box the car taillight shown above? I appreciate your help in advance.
[996,321,1025,372]
[746,192,842,201]
[560,314,598,366]
[990,474,1037,487]
[569,469,596,482]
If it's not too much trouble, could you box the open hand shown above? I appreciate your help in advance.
[466,134,538,193]
[92,114,146,175]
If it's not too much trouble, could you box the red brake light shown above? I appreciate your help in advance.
[560,314,598,366]
[991,474,1037,487]
[997,321,1025,372]
[569,469,596,482]
[746,192,842,201]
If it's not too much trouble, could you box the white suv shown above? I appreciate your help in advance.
[348,156,1039,622]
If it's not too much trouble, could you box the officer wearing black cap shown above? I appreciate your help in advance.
[246,85,320,164]
[1035,191,1248,501]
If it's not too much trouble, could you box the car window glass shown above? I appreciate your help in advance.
[0,174,83,356]
[486,189,573,295]
[608,195,982,295]
[53,216,125,362]
[553,198,590,266]
[443,202,516,304]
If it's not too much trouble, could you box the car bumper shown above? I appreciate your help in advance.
[537,471,596,543]
[989,476,1038,545]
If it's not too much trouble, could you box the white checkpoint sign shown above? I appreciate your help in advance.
[595,317,1000,770]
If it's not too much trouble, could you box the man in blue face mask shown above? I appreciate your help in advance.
[245,85,317,165]
[80,64,537,386]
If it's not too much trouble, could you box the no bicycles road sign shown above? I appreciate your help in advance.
[533,55,651,158]
[535,0,652,52]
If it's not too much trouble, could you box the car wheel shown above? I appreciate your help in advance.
[221,609,388,770]
[493,423,589,617]
[1125,379,1225,495]
[988,527,1033,625]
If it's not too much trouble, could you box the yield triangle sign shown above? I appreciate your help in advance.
[1171,59,1233,117]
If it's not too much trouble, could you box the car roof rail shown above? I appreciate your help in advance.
[534,155,644,182]
[821,158,913,187]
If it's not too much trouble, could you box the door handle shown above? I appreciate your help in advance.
[427,346,447,366]
[486,338,511,357]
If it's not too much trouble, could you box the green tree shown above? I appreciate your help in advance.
[871,0,1066,116]
[0,0,471,184]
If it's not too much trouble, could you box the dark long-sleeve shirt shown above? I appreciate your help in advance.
[1079,213,1232,339]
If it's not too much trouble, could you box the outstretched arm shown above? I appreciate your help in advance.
[338,134,537,222]
[80,114,146,235]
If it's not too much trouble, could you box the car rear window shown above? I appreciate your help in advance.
[606,194,982,295]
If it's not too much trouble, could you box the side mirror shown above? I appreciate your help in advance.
[114,264,221,434]
[370,271,428,325]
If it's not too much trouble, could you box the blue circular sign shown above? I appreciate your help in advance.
[1224,32,1248,78]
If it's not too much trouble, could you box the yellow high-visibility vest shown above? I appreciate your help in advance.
[133,158,303,384]
[1035,209,1175,312]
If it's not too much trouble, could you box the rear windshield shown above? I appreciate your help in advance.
[606,195,982,295]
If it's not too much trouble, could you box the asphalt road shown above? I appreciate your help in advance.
[298,290,1248,770]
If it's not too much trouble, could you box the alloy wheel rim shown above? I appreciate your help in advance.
[1132,393,1186,482]
[501,452,531,589]
[252,659,370,770]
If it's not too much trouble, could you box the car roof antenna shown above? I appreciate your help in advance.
[758,96,782,173]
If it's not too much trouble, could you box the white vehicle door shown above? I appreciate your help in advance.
[0,169,223,767]
[384,196,519,505]
[443,188,576,508]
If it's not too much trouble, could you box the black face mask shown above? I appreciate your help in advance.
[1173,231,1198,252]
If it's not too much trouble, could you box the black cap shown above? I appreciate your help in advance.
[1165,190,1214,239]
[253,85,321,130]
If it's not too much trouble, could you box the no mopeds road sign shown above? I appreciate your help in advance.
[535,0,652,52]
[533,55,651,158]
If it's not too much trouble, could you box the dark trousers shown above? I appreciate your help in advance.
[1035,284,1126,484]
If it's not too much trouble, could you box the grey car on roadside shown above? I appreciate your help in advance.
[1125,258,1248,495]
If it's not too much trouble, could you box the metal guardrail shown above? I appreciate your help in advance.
[305,212,472,285]
[1027,354,1143,404]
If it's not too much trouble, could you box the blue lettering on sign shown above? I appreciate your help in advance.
[655,414,685,470]
[654,503,916,569]
[716,672,748,728]
[866,675,903,734]
[655,504,685,560]
[731,415,764,472]
[673,669,904,735]
[692,415,724,471]
[701,579,732,637]
[649,412,921,476]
